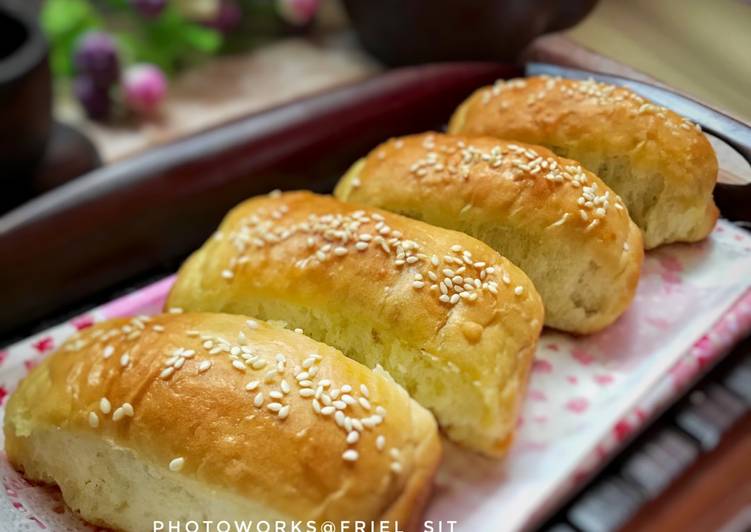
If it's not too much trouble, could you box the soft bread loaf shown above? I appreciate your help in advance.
[4,313,441,530]
[334,133,644,334]
[448,76,719,249]
[166,191,544,456]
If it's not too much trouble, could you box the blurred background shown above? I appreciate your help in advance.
[0,0,748,208]
[570,0,751,122]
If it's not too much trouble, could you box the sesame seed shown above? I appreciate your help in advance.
[390,462,402,474]
[278,405,290,419]
[198,360,212,373]
[160,367,175,380]
[252,359,267,370]
[376,435,386,450]
[321,406,335,416]
[334,246,348,256]
[360,384,369,397]
[514,286,524,295]
[342,449,359,462]
[299,388,315,397]
[121,403,134,417]
[169,457,185,472]
[100,397,111,414]
[246,320,259,329]
[112,407,125,422]
[232,360,246,371]
[347,431,360,444]
[294,328,304,334]
[333,400,347,410]
[103,345,114,359]
[359,397,372,410]
[267,402,282,412]
[253,392,264,407]
[280,379,291,394]
[88,411,99,428]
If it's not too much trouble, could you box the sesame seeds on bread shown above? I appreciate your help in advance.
[166,191,544,456]
[4,313,441,529]
[449,76,719,249]
[335,133,644,334]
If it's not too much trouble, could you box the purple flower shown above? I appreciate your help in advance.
[202,0,242,33]
[74,31,120,87]
[130,0,167,18]
[123,64,168,114]
[73,76,111,120]
[276,0,320,26]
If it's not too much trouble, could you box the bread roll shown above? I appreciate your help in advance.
[448,76,719,249]
[335,133,643,334]
[4,313,440,530]
[166,191,543,456]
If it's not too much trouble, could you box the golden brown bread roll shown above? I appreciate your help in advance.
[4,313,441,530]
[166,191,544,456]
[334,133,644,334]
[448,76,719,249]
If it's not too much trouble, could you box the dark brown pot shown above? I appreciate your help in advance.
[342,0,599,65]
[0,5,52,210]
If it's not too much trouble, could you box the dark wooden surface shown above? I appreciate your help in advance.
[623,416,750,532]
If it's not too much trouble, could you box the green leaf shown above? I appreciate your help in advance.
[41,0,97,38]
[182,25,223,53]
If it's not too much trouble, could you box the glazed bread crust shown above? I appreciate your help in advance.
[4,313,441,530]
[448,76,719,249]
[335,133,644,334]
[166,191,544,456]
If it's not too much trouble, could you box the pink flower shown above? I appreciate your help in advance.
[123,63,167,115]
[532,358,553,373]
[72,315,95,330]
[32,336,54,353]
[276,0,320,26]
[565,397,589,413]
[571,347,595,366]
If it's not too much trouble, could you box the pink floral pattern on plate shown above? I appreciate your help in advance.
[0,221,750,531]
